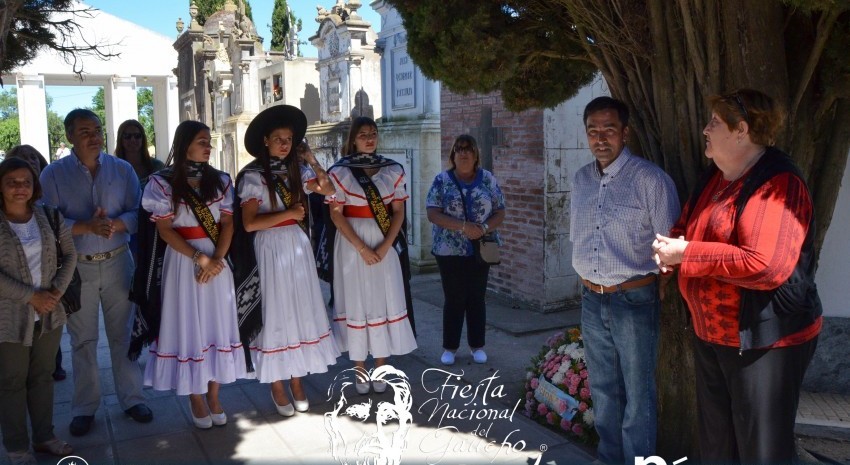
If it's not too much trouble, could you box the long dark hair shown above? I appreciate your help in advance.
[165,120,224,213]
[342,116,378,156]
[0,158,42,211]
[115,119,156,174]
[258,125,303,209]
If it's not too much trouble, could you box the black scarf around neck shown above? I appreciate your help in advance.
[268,157,287,174]
[186,161,207,178]
[335,153,396,169]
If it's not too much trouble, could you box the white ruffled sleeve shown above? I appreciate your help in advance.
[220,174,234,215]
[238,171,265,206]
[142,175,174,220]
[326,166,347,204]
[300,164,317,194]
[391,165,409,202]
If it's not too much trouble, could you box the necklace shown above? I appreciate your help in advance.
[711,148,766,202]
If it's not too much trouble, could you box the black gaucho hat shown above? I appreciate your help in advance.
[244,105,308,157]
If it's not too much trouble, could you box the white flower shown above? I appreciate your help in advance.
[551,372,565,385]
[557,363,569,374]
[526,371,533,380]
[583,408,594,427]
[557,345,567,354]
[544,349,555,360]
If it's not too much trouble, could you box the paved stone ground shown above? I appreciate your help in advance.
[2,272,848,464]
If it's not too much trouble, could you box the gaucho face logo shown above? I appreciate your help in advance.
[324,365,413,465]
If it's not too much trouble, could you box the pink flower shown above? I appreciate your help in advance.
[546,412,557,425]
[572,424,584,435]
[526,391,534,400]
[568,385,578,396]
[537,403,549,416]
[580,369,589,379]
[578,402,588,412]
[560,418,572,431]
[580,388,591,400]
[558,399,568,413]
[530,378,539,389]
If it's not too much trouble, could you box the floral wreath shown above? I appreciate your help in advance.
[523,327,598,445]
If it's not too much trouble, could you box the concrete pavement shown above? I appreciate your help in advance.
[4,272,848,464]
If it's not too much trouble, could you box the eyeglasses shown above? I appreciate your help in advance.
[454,145,474,153]
[122,133,143,141]
[732,93,750,125]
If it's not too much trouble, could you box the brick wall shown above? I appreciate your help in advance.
[441,89,547,307]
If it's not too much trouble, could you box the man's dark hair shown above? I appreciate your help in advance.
[64,108,101,135]
[583,96,629,127]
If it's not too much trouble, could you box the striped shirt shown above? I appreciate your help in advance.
[570,148,680,286]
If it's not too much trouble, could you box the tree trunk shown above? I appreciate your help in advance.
[0,0,25,76]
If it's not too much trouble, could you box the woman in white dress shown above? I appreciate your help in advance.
[326,117,417,394]
[141,120,247,429]
[236,105,339,416]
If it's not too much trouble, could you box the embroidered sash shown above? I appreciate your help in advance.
[271,175,309,235]
[183,187,219,244]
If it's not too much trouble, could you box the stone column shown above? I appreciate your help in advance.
[104,76,139,154]
[15,74,49,158]
[152,75,179,161]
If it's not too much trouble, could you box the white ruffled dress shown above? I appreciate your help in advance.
[326,163,417,361]
[237,167,340,382]
[141,173,248,395]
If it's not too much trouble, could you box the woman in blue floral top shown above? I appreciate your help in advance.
[426,134,506,366]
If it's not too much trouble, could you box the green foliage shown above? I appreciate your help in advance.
[89,88,107,133]
[387,0,597,111]
[194,0,253,25]
[0,118,21,152]
[270,0,290,52]
[0,89,19,119]
[137,88,156,146]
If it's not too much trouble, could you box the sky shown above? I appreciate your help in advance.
[42,0,382,118]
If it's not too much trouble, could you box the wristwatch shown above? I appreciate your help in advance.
[481,222,489,232]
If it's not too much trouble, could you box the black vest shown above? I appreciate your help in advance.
[687,147,822,351]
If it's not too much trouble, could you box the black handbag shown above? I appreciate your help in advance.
[43,206,82,316]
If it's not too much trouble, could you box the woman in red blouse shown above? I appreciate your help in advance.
[653,89,822,463]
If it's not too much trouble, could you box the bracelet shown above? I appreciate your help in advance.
[191,249,202,264]
[461,220,466,232]
[310,162,322,169]
[358,245,366,254]
[481,222,489,232]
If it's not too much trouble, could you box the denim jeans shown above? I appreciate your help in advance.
[580,281,659,463]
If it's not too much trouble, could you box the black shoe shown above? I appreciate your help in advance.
[69,415,94,436]
[125,404,153,423]
[52,367,66,381]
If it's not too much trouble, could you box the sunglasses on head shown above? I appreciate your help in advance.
[122,133,143,141]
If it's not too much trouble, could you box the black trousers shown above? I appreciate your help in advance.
[435,255,490,350]
[693,334,818,464]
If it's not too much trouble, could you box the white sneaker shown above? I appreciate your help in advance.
[440,350,456,366]
[372,380,388,393]
[471,348,487,364]
[355,381,371,394]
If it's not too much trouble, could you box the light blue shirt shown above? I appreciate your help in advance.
[570,148,680,286]
[40,151,140,255]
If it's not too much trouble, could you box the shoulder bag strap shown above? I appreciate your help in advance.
[446,170,471,221]
[43,205,64,266]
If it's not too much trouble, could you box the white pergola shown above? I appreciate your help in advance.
[1,2,179,159]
